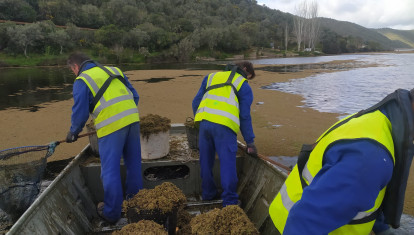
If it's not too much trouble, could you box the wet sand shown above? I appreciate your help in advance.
[1,60,413,215]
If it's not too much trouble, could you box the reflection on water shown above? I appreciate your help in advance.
[258,61,364,73]
[131,77,175,83]
[261,53,414,116]
[0,67,74,111]
[0,63,223,111]
[253,54,369,65]
[1,53,412,113]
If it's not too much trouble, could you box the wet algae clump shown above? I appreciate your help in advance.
[190,205,259,234]
[112,220,167,235]
[140,114,171,140]
[123,182,186,214]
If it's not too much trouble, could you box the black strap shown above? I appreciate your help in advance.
[87,61,129,113]
[203,66,240,98]
[297,92,399,189]
[348,208,382,225]
[297,143,315,189]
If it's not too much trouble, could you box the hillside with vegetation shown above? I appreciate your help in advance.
[375,28,414,49]
[0,0,411,65]
[319,17,412,51]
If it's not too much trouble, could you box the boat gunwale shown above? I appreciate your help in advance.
[7,144,90,234]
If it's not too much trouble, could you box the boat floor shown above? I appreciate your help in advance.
[88,197,224,234]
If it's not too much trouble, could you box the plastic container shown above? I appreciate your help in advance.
[140,131,170,160]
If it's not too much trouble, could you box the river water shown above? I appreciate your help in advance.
[0,63,223,111]
[2,53,412,114]
[1,53,414,231]
[256,53,414,233]
[257,53,414,117]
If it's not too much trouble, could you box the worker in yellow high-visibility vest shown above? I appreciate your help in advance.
[269,88,414,234]
[192,61,257,206]
[66,52,142,224]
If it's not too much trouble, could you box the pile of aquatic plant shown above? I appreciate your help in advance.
[112,220,167,235]
[140,114,171,139]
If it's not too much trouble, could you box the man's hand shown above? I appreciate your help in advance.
[66,131,79,143]
[247,143,258,157]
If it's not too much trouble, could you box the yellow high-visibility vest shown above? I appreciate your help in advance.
[269,110,395,234]
[194,71,246,133]
[76,66,139,138]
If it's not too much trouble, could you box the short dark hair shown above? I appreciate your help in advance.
[67,52,90,67]
[236,61,255,79]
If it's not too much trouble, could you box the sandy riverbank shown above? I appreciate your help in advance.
[1,59,413,215]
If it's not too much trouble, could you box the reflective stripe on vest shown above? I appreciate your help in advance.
[194,71,246,133]
[269,110,395,234]
[77,66,139,138]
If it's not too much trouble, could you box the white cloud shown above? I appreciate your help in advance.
[257,0,414,30]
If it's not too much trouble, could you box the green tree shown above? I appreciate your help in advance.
[239,22,259,45]
[125,28,150,49]
[320,29,340,54]
[0,21,15,50]
[6,23,44,57]
[94,24,125,47]
[77,4,104,28]
[66,23,93,47]
[0,0,37,22]
[199,27,223,51]
[102,0,140,28]
[171,37,195,62]
[217,24,249,52]
[49,29,69,54]
[136,22,176,51]
[38,0,77,26]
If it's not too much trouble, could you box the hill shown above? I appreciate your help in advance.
[319,17,412,50]
[0,0,412,61]
[375,28,414,49]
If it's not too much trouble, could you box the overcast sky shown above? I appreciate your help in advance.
[256,0,414,30]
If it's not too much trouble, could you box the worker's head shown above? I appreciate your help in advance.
[67,52,91,75]
[236,61,255,80]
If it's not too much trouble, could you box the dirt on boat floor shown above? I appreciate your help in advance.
[1,59,414,216]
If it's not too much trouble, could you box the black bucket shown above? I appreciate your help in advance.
[185,117,199,150]
[126,207,178,235]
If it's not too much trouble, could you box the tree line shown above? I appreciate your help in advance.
[0,0,387,63]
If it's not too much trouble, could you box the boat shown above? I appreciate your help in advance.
[5,124,289,234]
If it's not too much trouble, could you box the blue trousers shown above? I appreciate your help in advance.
[199,121,239,206]
[98,122,143,222]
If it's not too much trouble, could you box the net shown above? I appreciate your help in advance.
[0,142,58,222]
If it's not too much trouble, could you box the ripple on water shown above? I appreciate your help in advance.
[261,53,414,116]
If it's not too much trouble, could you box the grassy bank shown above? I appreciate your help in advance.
[0,53,69,67]
[0,47,325,68]
[0,49,147,67]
